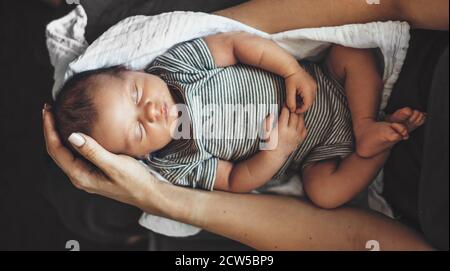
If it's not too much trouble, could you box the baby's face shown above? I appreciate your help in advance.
[90,70,179,158]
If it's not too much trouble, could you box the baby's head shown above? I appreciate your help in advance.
[54,66,179,159]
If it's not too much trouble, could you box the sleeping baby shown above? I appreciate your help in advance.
[54,32,426,209]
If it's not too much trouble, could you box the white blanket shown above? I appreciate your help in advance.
[46,5,406,237]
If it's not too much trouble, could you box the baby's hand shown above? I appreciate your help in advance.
[285,68,317,114]
[260,107,308,155]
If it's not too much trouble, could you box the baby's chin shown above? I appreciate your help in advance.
[125,150,151,160]
[120,151,148,160]
[96,139,147,159]
[101,145,146,160]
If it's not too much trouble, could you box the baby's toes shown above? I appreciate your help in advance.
[390,123,409,140]
[396,107,414,122]
[407,110,424,130]
[408,110,421,125]
[417,113,427,127]
[385,131,403,143]
[415,112,427,127]
[386,107,413,123]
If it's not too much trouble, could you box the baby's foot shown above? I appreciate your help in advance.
[385,107,427,134]
[354,121,408,158]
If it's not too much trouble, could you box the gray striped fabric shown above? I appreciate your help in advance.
[145,38,354,191]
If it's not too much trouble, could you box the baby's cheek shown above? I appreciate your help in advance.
[95,135,129,156]
[146,129,172,153]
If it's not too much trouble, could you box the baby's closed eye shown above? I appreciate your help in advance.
[134,122,144,142]
[131,83,141,104]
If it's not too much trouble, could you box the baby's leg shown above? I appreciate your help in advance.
[303,151,390,210]
[326,45,414,158]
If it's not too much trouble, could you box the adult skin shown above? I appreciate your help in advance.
[43,0,448,250]
[214,0,449,32]
[43,110,431,250]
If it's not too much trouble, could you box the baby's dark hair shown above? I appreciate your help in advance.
[54,65,128,151]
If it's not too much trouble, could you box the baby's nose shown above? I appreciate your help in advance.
[143,101,160,122]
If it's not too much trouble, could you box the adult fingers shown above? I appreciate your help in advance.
[42,108,110,192]
[68,133,120,177]
[43,107,77,171]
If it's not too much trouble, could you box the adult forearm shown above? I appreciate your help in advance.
[137,179,431,250]
[215,0,449,32]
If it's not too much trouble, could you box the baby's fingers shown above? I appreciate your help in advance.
[261,113,275,140]
[285,83,298,113]
[296,88,315,114]
[260,113,279,151]
[296,114,308,140]
[296,114,306,130]
[279,106,290,127]
[288,111,299,127]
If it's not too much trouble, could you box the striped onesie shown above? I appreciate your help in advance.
[146,38,354,191]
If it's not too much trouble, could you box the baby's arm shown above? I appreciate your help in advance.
[215,108,307,193]
[215,150,289,193]
[204,32,317,113]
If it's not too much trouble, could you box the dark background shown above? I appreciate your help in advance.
[0,0,448,251]
[0,0,124,250]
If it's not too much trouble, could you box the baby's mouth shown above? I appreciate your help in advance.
[155,102,170,123]
[161,103,168,120]
[168,104,181,118]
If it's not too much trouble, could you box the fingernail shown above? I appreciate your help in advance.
[42,104,47,117]
[69,133,86,147]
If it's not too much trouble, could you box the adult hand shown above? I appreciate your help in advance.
[42,104,156,208]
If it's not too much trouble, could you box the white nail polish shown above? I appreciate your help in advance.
[68,133,86,147]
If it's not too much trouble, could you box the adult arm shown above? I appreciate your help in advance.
[43,108,432,250]
[215,0,449,32]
